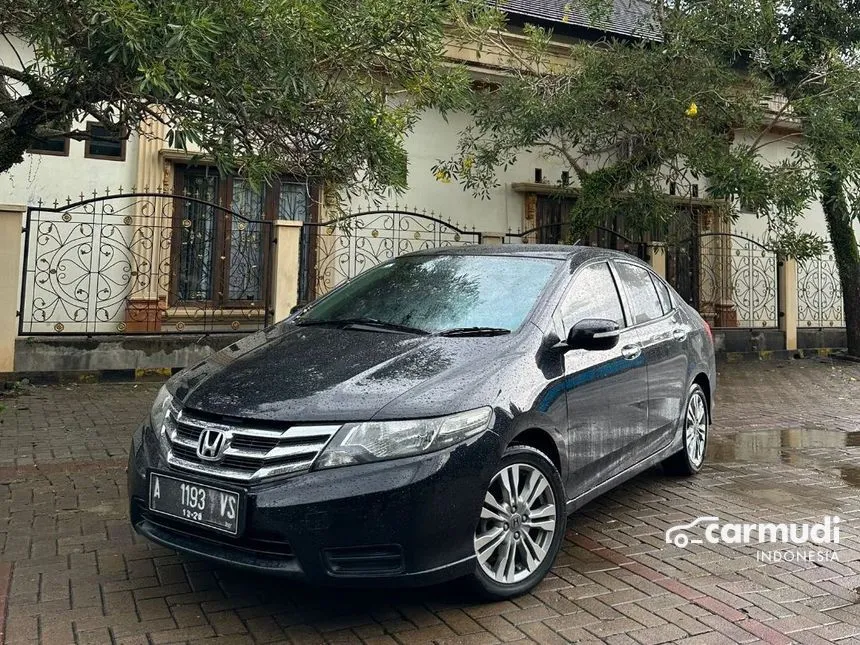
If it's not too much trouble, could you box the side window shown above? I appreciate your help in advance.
[651,274,673,315]
[558,262,625,329]
[614,262,664,325]
[84,122,126,161]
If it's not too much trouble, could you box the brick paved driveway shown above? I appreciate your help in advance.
[0,359,859,645]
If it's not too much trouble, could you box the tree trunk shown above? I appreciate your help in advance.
[819,168,860,357]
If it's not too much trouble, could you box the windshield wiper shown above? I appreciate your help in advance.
[296,317,429,335]
[436,327,512,337]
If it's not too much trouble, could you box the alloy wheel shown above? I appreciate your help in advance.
[473,463,557,584]
[685,390,707,467]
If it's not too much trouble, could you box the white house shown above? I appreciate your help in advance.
[0,2,856,373]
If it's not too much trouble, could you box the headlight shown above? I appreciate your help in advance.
[315,407,492,469]
[150,385,174,439]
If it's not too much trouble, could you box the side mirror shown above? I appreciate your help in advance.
[566,318,621,352]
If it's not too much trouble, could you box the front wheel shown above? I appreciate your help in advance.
[663,383,709,476]
[469,445,566,599]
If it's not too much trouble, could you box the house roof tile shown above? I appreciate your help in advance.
[499,0,660,40]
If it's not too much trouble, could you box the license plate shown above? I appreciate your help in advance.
[149,472,242,535]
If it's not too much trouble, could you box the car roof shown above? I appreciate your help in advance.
[404,244,649,266]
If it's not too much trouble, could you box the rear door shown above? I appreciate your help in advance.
[612,261,690,454]
[553,261,649,499]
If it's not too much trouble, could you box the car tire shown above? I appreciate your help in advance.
[469,444,567,599]
[662,383,709,476]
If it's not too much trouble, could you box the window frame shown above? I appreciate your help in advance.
[650,273,675,316]
[553,259,628,333]
[610,259,673,329]
[171,165,318,308]
[83,122,127,161]
[27,134,70,157]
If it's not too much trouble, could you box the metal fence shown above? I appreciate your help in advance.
[303,208,481,298]
[20,191,273,335]
[22,189,842,337]
[694,232,779,328]
[664,232,779,328]
[797,246,845,328]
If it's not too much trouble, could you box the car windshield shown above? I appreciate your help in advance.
[296,254,559,334]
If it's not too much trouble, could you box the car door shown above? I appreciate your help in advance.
[613,261,690,455]
[553,261,649,499]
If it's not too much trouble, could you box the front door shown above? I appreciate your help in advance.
[172,167,314,308]
[173,168,269,307]
[553,261,649,499]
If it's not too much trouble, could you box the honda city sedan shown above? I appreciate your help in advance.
[128,245,716,598]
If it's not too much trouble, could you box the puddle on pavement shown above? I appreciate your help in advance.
[708,426,860,489]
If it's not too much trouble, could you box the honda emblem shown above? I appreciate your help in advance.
[197,429,226,461]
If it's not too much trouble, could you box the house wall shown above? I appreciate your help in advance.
[729,131,857,333]
[0,136,140,207]
[0,37,141,207]
[732,131,860,242]
[344,108,572,235]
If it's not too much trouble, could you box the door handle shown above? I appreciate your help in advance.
[672,328,688,342]
[621,344,642,360]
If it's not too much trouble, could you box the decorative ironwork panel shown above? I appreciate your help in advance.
[797,248,844,327]
[229,179,266,301]
[20,191,273,335]
[278,182,309,222]
[309,209,481,296]
[694,233,778,328]
[178,175,219,300]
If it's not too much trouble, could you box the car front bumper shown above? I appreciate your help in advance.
[128,419,502,586]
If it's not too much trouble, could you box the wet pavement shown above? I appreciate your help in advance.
[709,359,860,491]
[0,358,859,644]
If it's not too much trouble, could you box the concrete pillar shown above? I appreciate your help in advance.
[779,258,798,351]
[126,112,169,330]
[134,112,168,193]
[0,205,24,372]
[271,220,303,323]
[647,242,666,279]
[481,232,505,246]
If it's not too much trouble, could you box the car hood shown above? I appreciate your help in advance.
[172,323,514,422]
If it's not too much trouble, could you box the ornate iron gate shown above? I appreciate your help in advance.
[797,245,845,328]
[19,191,273,335]
[302,208,481,299]
[667,232,779,328]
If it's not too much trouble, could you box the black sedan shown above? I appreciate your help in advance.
[128,245,716,599]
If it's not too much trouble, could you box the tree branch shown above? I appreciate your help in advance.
[0,64,33,85]
[534,138,588,181]
[1,34,26,71]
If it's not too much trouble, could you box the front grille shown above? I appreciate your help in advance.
[161,407,341,482]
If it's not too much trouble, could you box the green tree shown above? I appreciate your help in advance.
[0,0,478,195]
[439,0,860,355]
[756,0,860,358]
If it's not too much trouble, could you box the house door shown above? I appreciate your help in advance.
[535,196,575,244]
[534,195,648,259]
